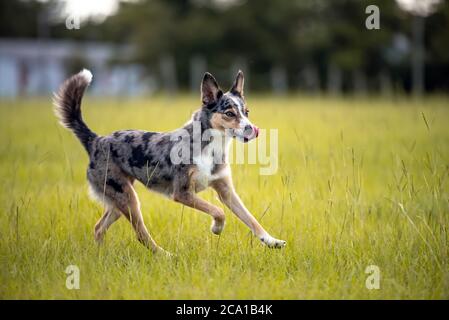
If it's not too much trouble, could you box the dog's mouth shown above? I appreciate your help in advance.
[233,126,259,143]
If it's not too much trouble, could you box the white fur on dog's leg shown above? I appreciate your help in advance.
[211,219,225,235]
[154,246,174,258]
[259,234,286,249]
[162,250,174,258]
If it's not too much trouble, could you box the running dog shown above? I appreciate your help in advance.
[53,69,286,254]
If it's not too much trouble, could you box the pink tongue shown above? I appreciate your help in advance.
[254,126,259,138]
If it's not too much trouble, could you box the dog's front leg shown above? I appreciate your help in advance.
[173,191,225,235]
[212,177,286,249]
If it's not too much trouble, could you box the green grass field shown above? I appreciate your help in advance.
[0,95,448,299]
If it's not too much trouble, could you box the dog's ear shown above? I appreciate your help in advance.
[230,70,244,97]
[201,72,222,106]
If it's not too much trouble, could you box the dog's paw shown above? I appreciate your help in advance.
[94,229,105,244]
[211,219,225,235]
[154,247,174,258]
[260,235,286,249]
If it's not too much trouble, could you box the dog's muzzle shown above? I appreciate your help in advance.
[242,125,259,143]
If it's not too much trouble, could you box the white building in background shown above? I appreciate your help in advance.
[0,38,155,98]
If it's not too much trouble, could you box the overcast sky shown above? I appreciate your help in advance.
[58,0,443,20]
[61,0,119,20]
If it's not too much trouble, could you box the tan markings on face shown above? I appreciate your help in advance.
[226,105,243,129]
[210,113,227,131]
[210,106,241,131]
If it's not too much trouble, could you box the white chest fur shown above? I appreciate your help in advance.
[193,137,231,190]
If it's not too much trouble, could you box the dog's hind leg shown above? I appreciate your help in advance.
[116,183,166,254]
[94,207,121,243]
[88,162,168,255]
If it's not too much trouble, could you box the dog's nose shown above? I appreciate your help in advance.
[244,125,259,138]
[244,125,253,134]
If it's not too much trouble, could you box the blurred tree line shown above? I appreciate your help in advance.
[1,0,448,94]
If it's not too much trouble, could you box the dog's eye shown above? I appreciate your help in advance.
[225,111,235,118]
[245,110,249,117]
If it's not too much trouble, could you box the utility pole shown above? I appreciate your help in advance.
[411,15,424,98]
[396,0,442,98]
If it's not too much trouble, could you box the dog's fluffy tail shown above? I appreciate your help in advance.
[53,69,97,153]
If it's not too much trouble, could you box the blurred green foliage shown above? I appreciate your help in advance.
[1,0,449,92]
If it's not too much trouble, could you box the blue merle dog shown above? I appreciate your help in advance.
[53,69,286,255]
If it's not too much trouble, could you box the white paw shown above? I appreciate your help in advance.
[260,235,286,249]
[154,247,174,258]
[211,219,225,235]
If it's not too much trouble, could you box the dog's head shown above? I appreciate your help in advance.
[201,71,259,143]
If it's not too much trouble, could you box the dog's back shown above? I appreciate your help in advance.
[88,129,183,197]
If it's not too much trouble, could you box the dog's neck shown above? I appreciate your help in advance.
[182,108,232,156]
[187,108,213,132]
